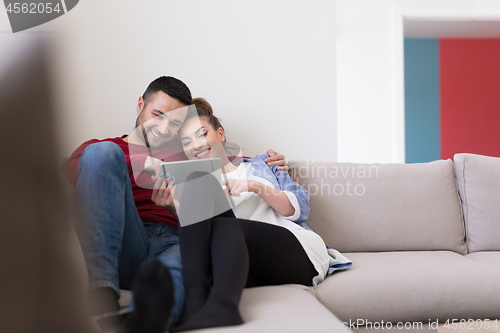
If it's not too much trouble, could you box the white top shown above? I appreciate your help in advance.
[225,162,333,286]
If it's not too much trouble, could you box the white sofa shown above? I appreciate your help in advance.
[84,153,500,332]
[182,153,500,332]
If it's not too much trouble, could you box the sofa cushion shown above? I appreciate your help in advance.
[94,285,350,333]
[188,285,350,333]
[314,251,500,323]
[288,160,466,253]
[454,153,500,252]
[465,252,500,266]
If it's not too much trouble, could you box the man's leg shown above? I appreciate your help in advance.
[114,224,182,333]
[148,224,186,330]
[74,142,151,314]
[117,258,174,333]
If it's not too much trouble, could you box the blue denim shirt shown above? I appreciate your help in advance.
[242,154,310,224]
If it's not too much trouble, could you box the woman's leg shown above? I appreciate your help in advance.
[238,219,318,287]
[173,217,248,332]
[174,216,318,332]
[176,171,238,324]
[175,171,317,331]
[177,219,213,323]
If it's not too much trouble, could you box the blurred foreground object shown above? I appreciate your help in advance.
[0,37,91,333]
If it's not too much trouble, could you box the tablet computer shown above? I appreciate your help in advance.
[161,158,223,200]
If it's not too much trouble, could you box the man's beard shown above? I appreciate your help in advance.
[140,124,151,148]
[135,114,171,150]
[135,112,150,147]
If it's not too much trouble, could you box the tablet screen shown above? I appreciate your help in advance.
[161,158,223,200]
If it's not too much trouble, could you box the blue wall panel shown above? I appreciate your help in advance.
[404,39,440,163]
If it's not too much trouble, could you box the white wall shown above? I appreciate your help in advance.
[336,0,500,163]
[5,1,500,164]
[1,0,337,162]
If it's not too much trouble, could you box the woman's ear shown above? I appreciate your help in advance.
[218,127,226,142]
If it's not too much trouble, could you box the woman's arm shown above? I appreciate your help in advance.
[223,179,295,217]
[272,169,310,223]
[253,181,295,217]
[249,155,310,223]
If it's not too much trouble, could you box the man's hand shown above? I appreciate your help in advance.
[144,156,163,182]
[265,149,288,172]
[151,174,178,216]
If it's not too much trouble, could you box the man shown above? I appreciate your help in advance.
[63,76,288,332]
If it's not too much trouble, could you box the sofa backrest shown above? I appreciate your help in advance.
[288,159,467,254]
[454,153,500,253]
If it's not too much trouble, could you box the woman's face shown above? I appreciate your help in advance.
[179,116,226,160]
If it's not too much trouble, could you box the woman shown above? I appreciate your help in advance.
[154,98,335,332]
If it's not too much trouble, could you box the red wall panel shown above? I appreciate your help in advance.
[440,39,500,160]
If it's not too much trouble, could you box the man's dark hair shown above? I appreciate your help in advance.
[142,76,192,106]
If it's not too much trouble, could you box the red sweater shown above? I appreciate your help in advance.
[63,135,186,227]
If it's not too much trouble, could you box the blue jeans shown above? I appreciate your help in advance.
[74,141,184,329]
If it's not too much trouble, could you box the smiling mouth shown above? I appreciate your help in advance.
[195,149,210,158]
[150,128,168,140]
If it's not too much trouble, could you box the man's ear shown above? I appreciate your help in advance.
[137,96,145,116]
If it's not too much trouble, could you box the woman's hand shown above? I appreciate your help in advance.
[151,174,178,216]
[223,179,259,197]
[224,178,295,217]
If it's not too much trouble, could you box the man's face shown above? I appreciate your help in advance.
[135,91,188,149]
